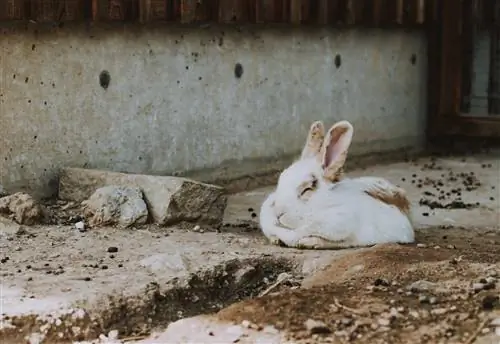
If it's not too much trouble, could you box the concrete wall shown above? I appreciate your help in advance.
[0,25,427,197]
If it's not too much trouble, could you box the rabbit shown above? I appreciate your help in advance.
[259,120,415,249]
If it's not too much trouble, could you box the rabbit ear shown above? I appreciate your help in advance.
[321,120,354,181]
[300,121,325,160]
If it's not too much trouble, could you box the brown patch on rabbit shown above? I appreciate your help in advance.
[364,187,411,216]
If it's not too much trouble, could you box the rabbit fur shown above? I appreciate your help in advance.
[259,120,415,249]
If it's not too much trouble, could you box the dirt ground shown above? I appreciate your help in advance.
[1,154,499,344]
[215,227,500,344]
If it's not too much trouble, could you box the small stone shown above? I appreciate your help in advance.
[262,325,279,335]
[193,225,201,232]
[429,296,438,304]
[82,185,149,228]
[377,318,391,327]
[107,246,118,253]
[430,308,447,315]
[408,280,437,293]
[416,243,427,248]
[241,320,251,328]
[481,328,490,334]
[418,295,429,303]
[75,221,85,232]
[304,319,331,334]
[491,318,500,326]
[374,278,390,287]
[482,295,499,310]
[472,283,485,292]
[108,330,119,340]
[0,192,45,225]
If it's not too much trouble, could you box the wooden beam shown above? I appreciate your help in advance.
[139,0,151,22]
[290,0,301,24]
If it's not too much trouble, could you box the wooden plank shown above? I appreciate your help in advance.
[426,0,441,138]
[139,0,171,22]
[218,0,248,23]
[255,0,276,23]
[108,0,126,20]
[416,0,425,24]
[180,0,196,23]
[139,0,151,22]
[459,0,475,113]
[395,0,404,24]
[59,0,86,21]
[372,0,383,26]
[438,115,500,137]
[92,0,98,20]
[31,0,58,22]
[289,0,301,24]
[437,1,463,126]
[1,0,24,20]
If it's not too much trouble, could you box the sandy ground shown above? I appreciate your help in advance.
[0,153,499,344]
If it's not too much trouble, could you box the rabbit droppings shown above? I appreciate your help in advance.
[259,120,415,249]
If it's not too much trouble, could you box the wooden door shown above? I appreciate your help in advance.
[428,0,500,138]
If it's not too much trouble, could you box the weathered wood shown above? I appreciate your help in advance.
[138,0,150,22]
[1,0,24,20]
[289,0,301,24]
[180,0,196,23]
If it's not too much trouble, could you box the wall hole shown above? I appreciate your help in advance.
[234,63,243,79]
[334,54,342,69]
[99,70,111,89]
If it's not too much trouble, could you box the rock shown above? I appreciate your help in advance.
[82,186,148,228]
[0,192,45,225]
[59,168,227,227]
[74,221,86,232]
[139,252,192,275]
[407,280,437,293]
[304,319,331,334]
[0,217,22,237]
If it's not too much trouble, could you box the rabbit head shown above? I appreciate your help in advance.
[272,120,354,222]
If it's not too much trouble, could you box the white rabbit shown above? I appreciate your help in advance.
[259,120,415,249]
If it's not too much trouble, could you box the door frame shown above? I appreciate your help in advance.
[427,0,500,139]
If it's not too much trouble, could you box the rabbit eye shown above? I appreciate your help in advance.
[299,177,318,197]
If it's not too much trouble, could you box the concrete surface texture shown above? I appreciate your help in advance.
[0,154,498,343]
[0,26,426,197]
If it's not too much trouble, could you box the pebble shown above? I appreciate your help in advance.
[241,320,251,328]
[416,243,427,248]
[75,221,85,232]
[262,325,279,335]
[472,282,485,292]
[304,319,331,334]
[107,246,118,253]
[408,280,437,292]
[430,308,448,315]
[108,330,118,340]
[377,318,391,327]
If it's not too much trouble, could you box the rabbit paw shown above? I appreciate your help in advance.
[268,235,286,247]
[295,236,331,250]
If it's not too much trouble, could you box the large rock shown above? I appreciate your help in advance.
[82,185,149,228]
[0,192,45,225]
[59,168,228,227]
